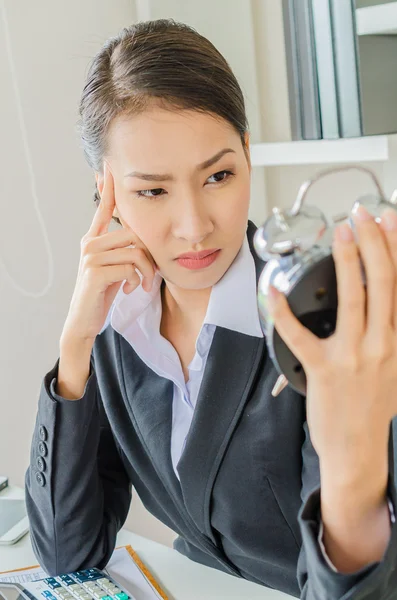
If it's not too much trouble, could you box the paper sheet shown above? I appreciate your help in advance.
[0,546,168,600]
[0,566,47,583]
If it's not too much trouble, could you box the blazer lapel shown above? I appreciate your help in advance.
[177,220,268,543]
[176,327,266,542]
[118,340,183,498]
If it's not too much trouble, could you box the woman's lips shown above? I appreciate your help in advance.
[177,248,219,260]
[176,249,221,270]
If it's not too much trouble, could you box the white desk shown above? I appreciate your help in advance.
[0,486,293,600]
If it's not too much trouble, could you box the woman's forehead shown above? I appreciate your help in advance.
[109,106,236,141]
[107,107,241,172]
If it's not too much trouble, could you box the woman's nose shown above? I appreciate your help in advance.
[172,196,213,243]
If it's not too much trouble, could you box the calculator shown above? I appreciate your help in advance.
[0,568,135,600]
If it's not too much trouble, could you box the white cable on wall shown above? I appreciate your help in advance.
[0,0,54,298]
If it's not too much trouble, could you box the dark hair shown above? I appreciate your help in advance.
[77,18,250,225]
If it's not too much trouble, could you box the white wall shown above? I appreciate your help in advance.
[2,0,397,550]
[0,0,141,477]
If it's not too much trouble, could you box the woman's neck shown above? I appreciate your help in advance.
[160,278,212,331]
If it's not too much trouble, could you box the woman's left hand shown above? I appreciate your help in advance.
[268,204,397,487]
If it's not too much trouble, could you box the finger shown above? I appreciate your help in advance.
[378,207,397,330]
[86,228,140,253]
[332,222,365,347]
[83,229,157,290]
[267,286,321,368]
[124,232,158,273]
[95,247,156,289]
[95,264,140,289]
[87,160,116,237]
[352,206,395,343]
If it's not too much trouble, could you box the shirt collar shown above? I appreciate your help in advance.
[101,230,264,339]
[202,233,263,337]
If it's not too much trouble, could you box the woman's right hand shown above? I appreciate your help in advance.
[61,161,157,344]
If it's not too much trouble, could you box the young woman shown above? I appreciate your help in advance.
[25,19,397,599]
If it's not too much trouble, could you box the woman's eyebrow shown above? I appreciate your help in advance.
[123,147,236,182]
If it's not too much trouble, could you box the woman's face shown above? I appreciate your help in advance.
[103,106,251,291]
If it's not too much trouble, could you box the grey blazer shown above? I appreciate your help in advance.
[25,220,397,599]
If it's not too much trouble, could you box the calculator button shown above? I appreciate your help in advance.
[67,585,81,594]
[82,584,98,591]
[74,589,91,598]
[92,591,106,599]
[85,569,103,580]
[73,574,89,584]
[59,576,76,586]
[53,589,70,597]
[101,596,113,600]
[97,583,113,591]
[114,594,129,600]
[44,579,61,589]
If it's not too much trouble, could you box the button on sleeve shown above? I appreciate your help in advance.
[36,456,46,472]
[38,441,48,457]
[39,425,48,442]
[35,471,46,487]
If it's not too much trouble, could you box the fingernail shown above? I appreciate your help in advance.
[380,207,397,231]
[335,223,354,243]
[353,205,373,222]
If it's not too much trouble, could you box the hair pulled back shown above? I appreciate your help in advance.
[77,19,249,225]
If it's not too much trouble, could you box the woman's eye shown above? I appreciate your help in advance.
[207,169,235,184]
[136,188,165,198]
[134,170,234,199]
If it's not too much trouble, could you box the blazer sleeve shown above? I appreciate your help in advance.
[297,419,397,599]
[25,351,132,576]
